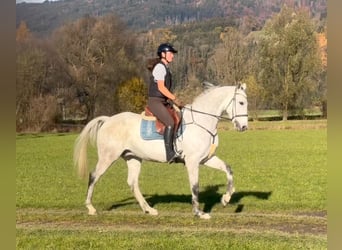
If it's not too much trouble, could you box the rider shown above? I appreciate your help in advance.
[147,43,182,163]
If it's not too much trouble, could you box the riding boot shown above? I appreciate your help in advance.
[163,125,177,163]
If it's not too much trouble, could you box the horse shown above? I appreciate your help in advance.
[73,83,248,219]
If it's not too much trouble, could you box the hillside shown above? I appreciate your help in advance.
[16,0,326,37]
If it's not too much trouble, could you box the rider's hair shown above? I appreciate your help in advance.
[146,57,160,72]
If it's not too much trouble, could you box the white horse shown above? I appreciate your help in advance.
[74,83,248,219]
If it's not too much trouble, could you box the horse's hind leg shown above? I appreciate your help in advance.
[202,156,235,206]
[85,156,116,215]
[125,157,158,215]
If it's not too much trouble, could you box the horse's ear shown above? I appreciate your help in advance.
[202,81,215,89]
[239,83,247,91]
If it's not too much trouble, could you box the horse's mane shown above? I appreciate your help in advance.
[191,84,232,108]
[193,86,221,103]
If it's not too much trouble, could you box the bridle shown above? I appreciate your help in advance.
[183,86,248,121]
[180,86,248,143]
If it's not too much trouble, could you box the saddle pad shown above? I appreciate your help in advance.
[140,119,164,140]
[140,119,186,141]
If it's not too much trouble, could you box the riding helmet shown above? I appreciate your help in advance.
[157,43,178,57]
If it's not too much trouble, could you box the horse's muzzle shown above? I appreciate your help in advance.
[240,125,248,131]
[234,120,248,132]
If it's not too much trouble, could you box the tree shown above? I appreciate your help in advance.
[316,30,327,118]
[207,26,249,85]
[16,21,31,43]
[243,75,265,120]
[16,21,73,132]
[16,23,58,131]
[52,14,139,121]
[16,44,48,131]
[257,5,320,120]
[115,77,147,113]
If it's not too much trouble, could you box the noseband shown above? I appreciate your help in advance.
[181,86,248,143]
[183,86,248,121]
[226,88,248,121]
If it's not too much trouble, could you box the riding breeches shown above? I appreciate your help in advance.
[147,97,174,128]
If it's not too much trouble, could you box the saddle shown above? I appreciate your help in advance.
[143,106,181,135]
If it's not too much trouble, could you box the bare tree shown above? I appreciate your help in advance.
[207,27,249,85]
[52,14,139,121]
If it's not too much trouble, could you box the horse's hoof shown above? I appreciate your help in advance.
[195,211,211,219]
[199,213,211,219]
[88,210,97,215]
[221,196,228,207]
[146,208,158,216]
[221,188,235,206]
[221,194,232,206]
[86,204,97,215]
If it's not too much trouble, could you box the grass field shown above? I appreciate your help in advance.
[16,120,327,249]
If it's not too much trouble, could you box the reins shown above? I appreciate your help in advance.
[178,87,248,144]
[183,106,232,121]
[182,87,248,121]
[182,106,218,143]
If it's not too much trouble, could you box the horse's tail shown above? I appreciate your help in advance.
[73,116,109,179]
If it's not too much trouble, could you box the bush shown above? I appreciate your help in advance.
[16,95,60,132]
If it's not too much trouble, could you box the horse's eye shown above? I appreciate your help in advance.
[239,102,244,105]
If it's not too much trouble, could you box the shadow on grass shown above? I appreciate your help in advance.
[108,185,272,213]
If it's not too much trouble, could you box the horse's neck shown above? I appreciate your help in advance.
[191,86,233,116]
[183,86,234,131]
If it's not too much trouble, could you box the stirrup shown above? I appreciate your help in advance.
[167,154,178,164]
[167,150,182,164]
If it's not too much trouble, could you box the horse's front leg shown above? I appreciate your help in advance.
[185,159,211,219]
[202,156,235,206]
[126,157,158,216]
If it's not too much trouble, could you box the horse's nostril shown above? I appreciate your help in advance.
[241,126,247,131]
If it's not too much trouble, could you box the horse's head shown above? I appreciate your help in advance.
[226,83,248,132]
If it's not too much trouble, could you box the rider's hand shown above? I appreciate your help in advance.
[173,98,184,108]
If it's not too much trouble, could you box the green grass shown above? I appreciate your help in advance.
[16,228,325,250]
[16,121,327,249]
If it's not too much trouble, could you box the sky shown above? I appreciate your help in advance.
[16,0,59,3]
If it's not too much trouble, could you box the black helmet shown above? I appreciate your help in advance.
[157,43,178,57]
